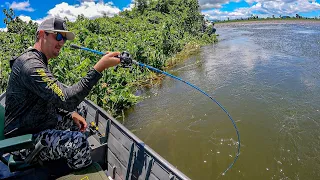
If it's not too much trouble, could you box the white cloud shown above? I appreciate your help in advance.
[199,0,241,10]
[0,27,8,32]
[246,0,298,4]
[123,0,135,11]
[18,15,32,23]
[201,3,223,9]
[1,1,121,29]
[9,1,34,12]
[40,1,120,22]
[202,0,320,20]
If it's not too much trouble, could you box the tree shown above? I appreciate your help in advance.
[135,0,149,14]
[3,8,14,24]
[3,8,37,35]
[155,0,172,13]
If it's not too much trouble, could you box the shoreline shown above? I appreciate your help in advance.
[215,19,320,27]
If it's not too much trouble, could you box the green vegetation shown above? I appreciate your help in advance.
[0,0,217,118]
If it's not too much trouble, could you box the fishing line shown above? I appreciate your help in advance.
[70,44,240,174]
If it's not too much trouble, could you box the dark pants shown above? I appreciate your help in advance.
[17,103,92,169]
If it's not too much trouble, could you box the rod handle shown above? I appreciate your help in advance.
[70,44,81,49]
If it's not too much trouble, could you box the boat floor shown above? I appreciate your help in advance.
[0,157,111,180]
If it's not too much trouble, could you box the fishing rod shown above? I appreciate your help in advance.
[70,44,240,175]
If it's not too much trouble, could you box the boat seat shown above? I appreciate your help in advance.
[0,104,44,172]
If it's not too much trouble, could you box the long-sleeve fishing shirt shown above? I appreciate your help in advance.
[4,48,102,138]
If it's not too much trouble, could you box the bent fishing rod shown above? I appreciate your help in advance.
[70,44,240,175]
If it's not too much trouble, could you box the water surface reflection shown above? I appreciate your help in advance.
[123,22,320,179]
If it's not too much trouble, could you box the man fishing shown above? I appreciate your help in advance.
[4,17,120,169]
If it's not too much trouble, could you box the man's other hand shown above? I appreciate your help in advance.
[71,112,87,132]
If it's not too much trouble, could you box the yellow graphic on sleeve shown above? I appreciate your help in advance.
[36,69,66,101]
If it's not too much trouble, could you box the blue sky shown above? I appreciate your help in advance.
[1,0,320,31]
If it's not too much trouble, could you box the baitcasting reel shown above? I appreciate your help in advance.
[115,51,135,72]
[69,44,135,72]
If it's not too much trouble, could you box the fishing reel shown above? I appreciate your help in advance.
[88,121,103,137]
[115,51,134,73]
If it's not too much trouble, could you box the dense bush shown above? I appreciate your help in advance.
[0,0,216,118]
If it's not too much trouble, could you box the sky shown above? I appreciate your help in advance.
[1,0,320,31]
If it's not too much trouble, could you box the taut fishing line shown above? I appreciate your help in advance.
[70,44,240,175]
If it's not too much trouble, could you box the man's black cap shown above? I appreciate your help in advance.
[37,17,75,40]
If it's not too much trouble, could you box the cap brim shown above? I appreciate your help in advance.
[52,30,75,40]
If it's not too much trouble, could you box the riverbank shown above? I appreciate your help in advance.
[134,37,217,89]
[215,19,320,27]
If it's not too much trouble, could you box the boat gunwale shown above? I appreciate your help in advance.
[0,92,190,180]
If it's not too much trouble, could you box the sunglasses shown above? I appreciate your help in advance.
[45,31,67,42]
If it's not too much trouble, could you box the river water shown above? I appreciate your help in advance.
[123,21,320,180]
